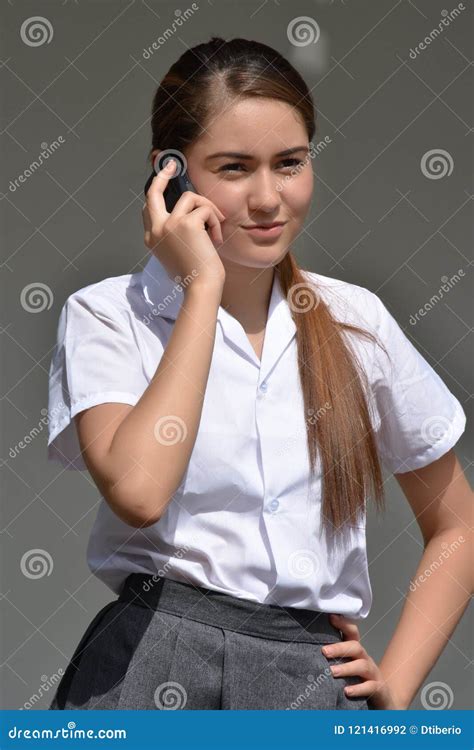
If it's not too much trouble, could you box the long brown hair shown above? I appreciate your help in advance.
[148,37,387,536]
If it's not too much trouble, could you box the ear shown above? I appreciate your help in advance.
[150,149,160,166]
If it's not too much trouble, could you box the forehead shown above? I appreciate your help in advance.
[192,97,308,156]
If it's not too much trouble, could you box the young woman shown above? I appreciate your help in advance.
[47,37,471,711]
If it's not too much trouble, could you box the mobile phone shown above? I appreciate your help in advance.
[144,153,210,231]
[144,154,196,209]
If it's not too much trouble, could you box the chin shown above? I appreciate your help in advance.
[220,245,288,269]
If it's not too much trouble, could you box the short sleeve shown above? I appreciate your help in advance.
[368,292,466,474]
[47,291,149,470]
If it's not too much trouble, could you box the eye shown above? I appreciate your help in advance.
[219,163,245,173]
[280,158,305,169]
[218,159,305,173]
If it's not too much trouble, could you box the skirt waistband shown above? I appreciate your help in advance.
[117,573,343,644]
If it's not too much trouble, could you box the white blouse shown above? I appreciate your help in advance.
[47,254,466,617]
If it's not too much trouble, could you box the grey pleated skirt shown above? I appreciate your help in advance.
[49,573,371,710]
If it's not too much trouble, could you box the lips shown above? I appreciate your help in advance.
[242,223,287,240]
[243,222,287,229]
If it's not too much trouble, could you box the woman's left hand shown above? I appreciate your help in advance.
[324,614,407,710]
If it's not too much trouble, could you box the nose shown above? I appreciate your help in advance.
[248,168,281,213]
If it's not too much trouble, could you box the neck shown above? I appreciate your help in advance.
[219,261,275,333]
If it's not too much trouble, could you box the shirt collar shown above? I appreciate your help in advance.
[140,253,297,381]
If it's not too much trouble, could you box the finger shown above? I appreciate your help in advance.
[329,659,372,680]
[171,191,226,223]
[142,204,152,245]
[142,203,150,229]
[344,680,379,698]
[186,204,223,244]
[207,211,224,245]
[330,613,361,642]
[146,159,177,222]
[322,641,362,659]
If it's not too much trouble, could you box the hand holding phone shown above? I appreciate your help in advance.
[144,154,196,207]
[142,154,226,288]
[145,153,210,231]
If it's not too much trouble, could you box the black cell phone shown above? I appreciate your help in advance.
[144,153,209,231]
[143,154,193,204]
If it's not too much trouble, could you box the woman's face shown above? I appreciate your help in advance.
[155,98,314,270]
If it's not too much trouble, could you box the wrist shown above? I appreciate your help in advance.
[385,684,411,710]
[378,666,412,710]
[185,278,224,301]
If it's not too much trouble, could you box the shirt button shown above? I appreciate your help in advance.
[259,382,268,392]
[268,499,279,512]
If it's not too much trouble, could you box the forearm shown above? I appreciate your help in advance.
[106,281,222,525]
[378,527,473,708]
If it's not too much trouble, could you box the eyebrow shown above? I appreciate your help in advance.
[205,146,309,161]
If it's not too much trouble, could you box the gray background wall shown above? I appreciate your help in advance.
[1,0,472,710]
